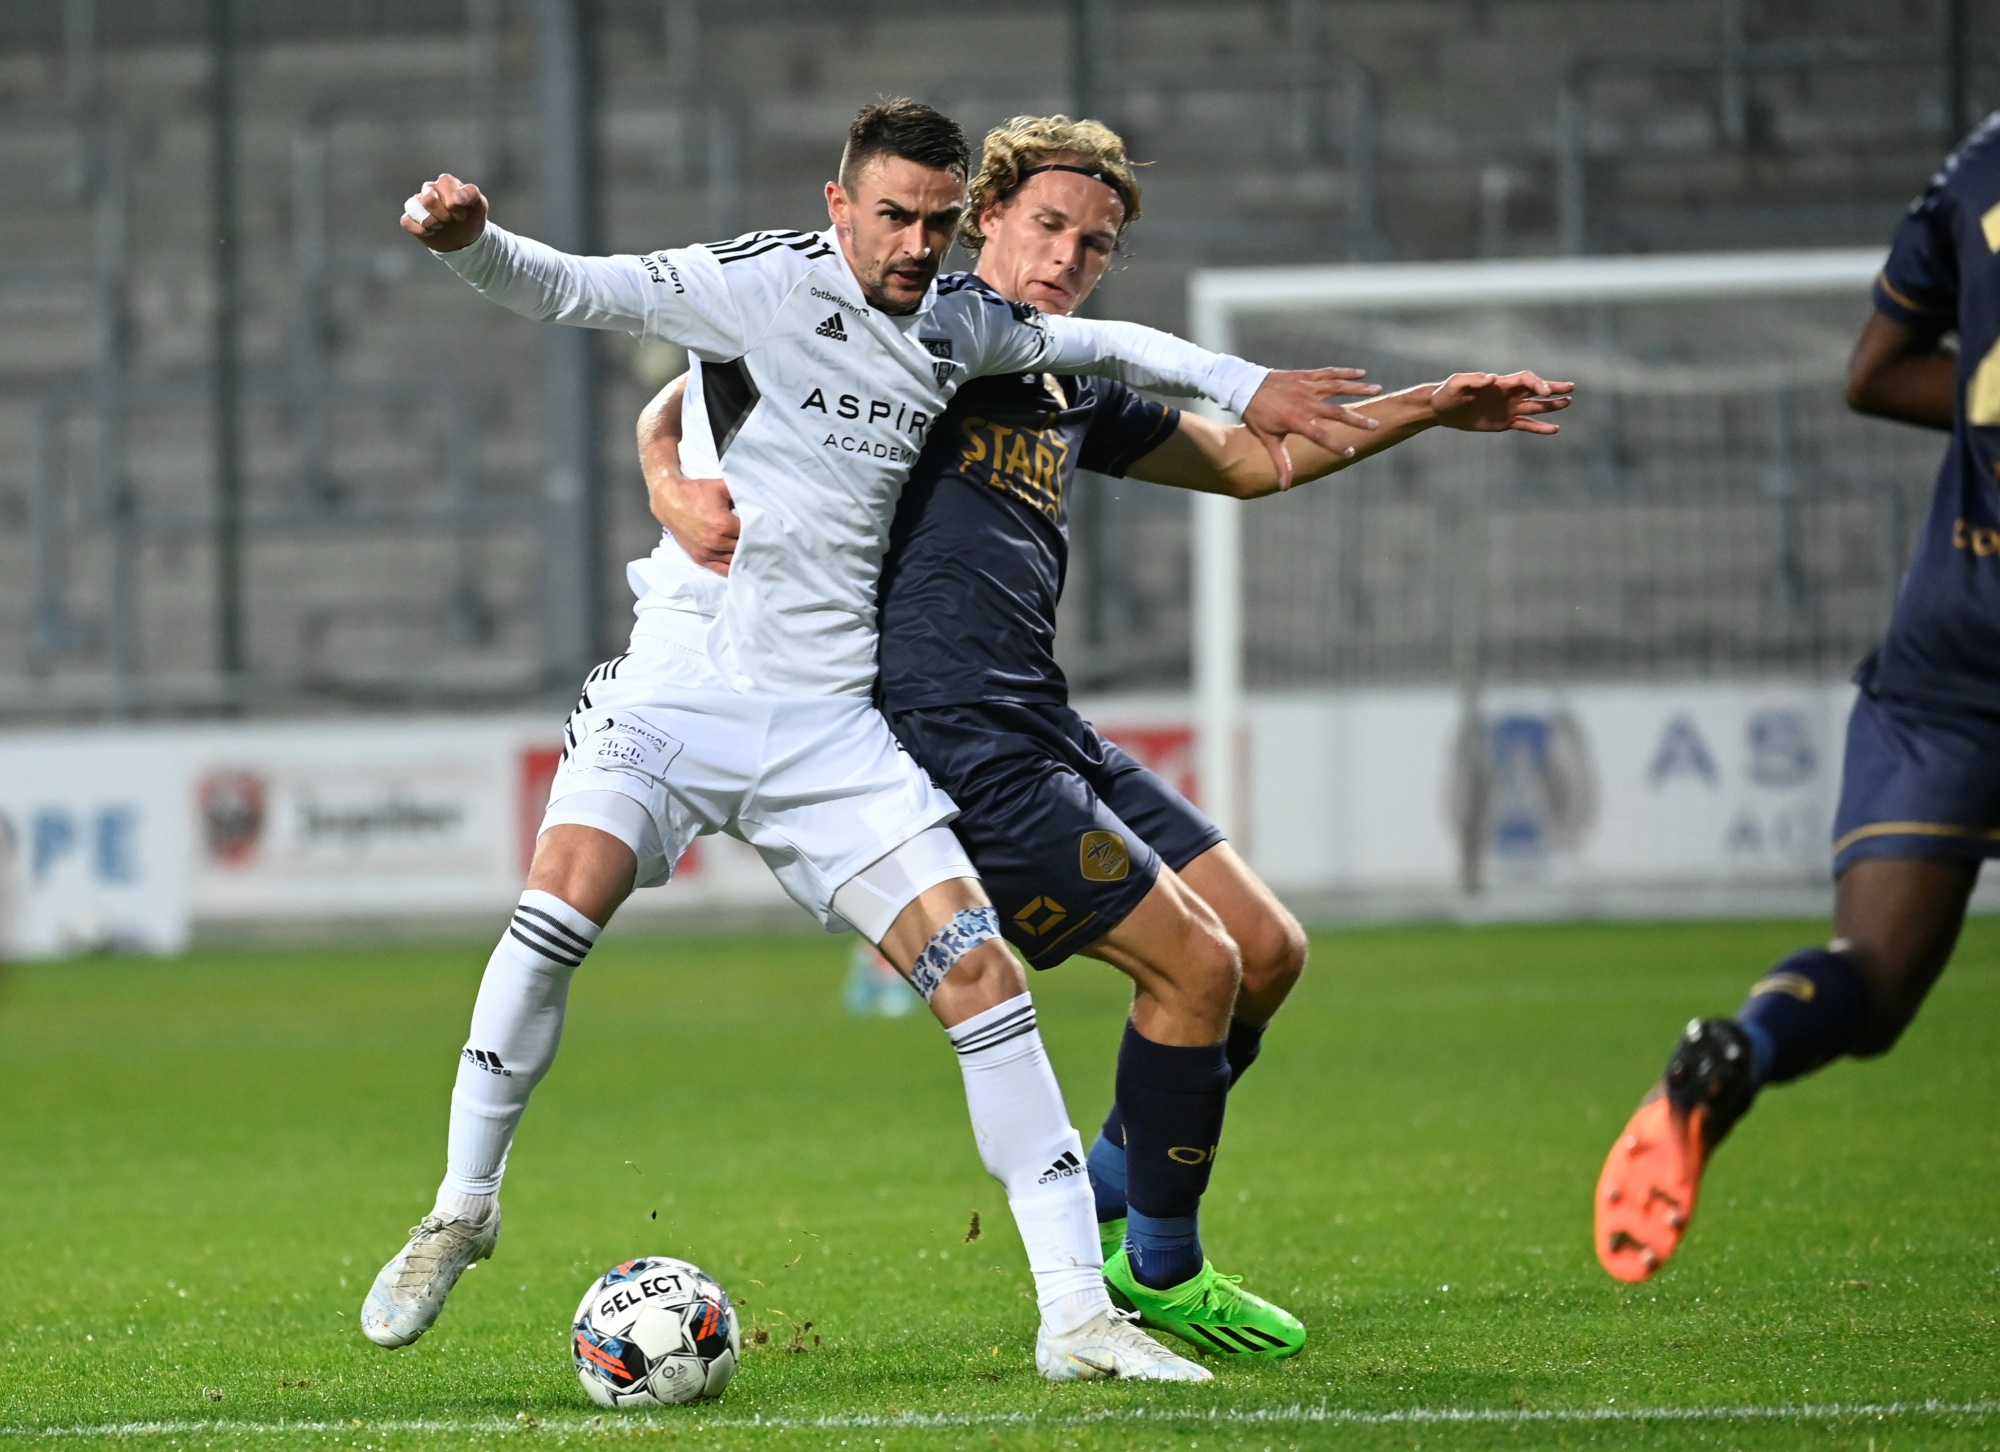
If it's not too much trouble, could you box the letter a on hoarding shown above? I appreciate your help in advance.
[1647,714,1720,789]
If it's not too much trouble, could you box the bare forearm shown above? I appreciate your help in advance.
[636,386,683,523]
[636,373,736,573]
[1847,310,1956,432]
[1847,353,1956,431]
[1133,385,1439,498]
[1267,386,1438,492]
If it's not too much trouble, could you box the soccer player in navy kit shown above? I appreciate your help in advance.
[644,115,1569,1357]
[1596,114,2000,1283]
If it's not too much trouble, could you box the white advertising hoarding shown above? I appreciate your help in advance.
[0,678,1941,955]
[0,735,191,957]
[176,718,795,925]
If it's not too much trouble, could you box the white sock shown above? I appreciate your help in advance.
[435,891,600,1213]
[948,993,1113,1335]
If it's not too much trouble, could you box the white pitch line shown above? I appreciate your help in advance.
[5,1399,1998,1438]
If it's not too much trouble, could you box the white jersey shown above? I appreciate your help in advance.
[441,224,1267,698]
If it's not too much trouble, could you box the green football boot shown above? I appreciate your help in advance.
[1098,1217,1128,1261]
[1102,1246,1307,1360]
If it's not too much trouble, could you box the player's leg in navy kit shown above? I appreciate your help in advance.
[888,700,1311,1358]
[1596,691,1995,1281]
[1597,109,2000,1282]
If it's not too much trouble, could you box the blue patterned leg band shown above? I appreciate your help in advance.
[908,906,1001,1001]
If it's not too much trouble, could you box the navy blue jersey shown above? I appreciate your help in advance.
[874,282,1180,713]
[1860,112,2000,714]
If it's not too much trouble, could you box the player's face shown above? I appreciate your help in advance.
[973,170,1124,316]
[826,157,966,315]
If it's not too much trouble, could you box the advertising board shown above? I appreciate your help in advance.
[0,679,1954,955]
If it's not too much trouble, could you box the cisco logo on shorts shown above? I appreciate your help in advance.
[589,716,680,777]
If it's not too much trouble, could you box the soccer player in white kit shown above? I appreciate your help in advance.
[361,100,1370,1382]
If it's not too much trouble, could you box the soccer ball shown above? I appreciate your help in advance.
[571,1257,740,1407]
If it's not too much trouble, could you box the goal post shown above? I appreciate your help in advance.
[1185,247,1888,851]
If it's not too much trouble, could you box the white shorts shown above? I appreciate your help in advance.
[539,616,964,929]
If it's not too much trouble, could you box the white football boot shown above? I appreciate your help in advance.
[1034,1307,1213,1382]
[359,1207,500,1348]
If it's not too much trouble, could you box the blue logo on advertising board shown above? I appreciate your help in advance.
[1452,711,1597,860]
[31,806,140,884]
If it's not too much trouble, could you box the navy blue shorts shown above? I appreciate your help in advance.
[1831,689,2000,875]
[887,700,1226,968]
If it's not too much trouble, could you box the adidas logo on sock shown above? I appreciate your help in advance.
[1037,1150,1085,1184]
[814,312,848,341]
[462,1047,512,1077]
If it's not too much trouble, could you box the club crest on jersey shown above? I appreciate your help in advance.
[921,336,958,386]
[814,312,848,341]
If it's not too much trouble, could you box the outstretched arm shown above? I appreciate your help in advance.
[1129,371,1572,499]
[1025,312,1383,489]
[402,173,745,351]
[1847,311,1955,432]
[637,374,739,576]
[951,294,1381,488]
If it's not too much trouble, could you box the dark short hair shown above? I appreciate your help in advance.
[838,98,970,189]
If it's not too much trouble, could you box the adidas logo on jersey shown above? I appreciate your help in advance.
[1037,1150,1085,1184]
[814,312,848,341]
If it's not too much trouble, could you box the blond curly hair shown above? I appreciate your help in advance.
[957,114,1144,255]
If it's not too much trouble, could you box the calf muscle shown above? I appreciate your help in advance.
[1085,868,1241,1045]
[1832,856,1979,1055]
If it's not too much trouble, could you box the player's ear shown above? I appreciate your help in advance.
[825,179,850,227]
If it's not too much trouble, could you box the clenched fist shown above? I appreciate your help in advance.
[401,173,489,253]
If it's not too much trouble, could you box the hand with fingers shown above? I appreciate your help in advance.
[400,173,490,253]
[652,472,739,577]
[1240,368,1382,490]
[1429,370,1574,434]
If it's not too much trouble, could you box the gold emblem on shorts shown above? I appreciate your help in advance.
[1079,830,1130,882]
[1014,895,1068,938]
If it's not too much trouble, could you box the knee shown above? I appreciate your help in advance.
[930,939,1028,1024]
[1828,940,1931,1059]
[1172,922,1243,1025]
[526,825,635,926]
[1236,906,1307,1000]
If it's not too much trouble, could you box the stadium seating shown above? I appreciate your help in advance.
[0,0,1980,713]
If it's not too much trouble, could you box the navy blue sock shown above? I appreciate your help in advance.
[1089,1017,1267,1225]
[1084,1121,1128,1223]
[1224,1017,1266,1086]
[1115,1022,1229,1290]
[1735,947,1872,1085]
[1124,1207,1199,1288]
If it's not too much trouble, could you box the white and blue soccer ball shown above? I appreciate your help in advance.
[572,1257,740,1407]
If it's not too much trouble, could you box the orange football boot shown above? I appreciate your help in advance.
[1595,1018,1756,1283]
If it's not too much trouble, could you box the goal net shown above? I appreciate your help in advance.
[1180,249,1934,835]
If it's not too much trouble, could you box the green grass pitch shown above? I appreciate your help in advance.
[2,915,1997,1450]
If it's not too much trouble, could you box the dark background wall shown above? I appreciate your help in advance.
[0,0,1985,717]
